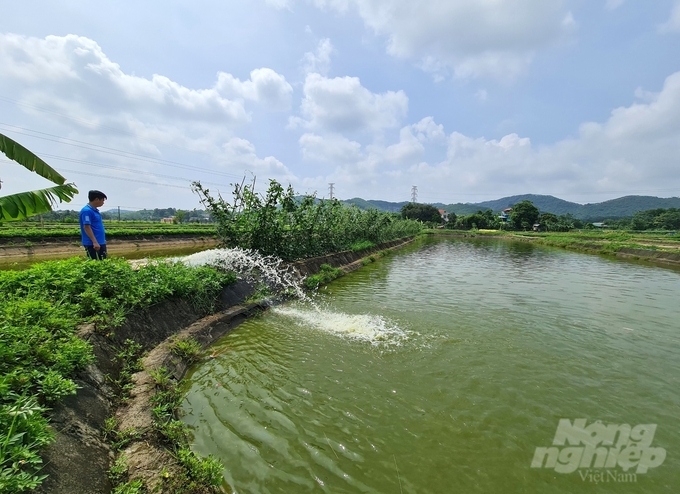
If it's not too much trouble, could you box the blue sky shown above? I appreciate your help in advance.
[1,0,679,210]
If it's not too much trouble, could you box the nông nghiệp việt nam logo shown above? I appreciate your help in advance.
[531,419,666,478]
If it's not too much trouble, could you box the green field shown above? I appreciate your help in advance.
[0,222,217,240]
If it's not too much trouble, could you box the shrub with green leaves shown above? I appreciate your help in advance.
[0,257,236,492]
[193,178,421,261]
[0,387,53,494]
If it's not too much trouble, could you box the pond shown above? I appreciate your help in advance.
[181,237,680,493]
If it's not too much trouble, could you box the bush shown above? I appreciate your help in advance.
[193,179,421,261]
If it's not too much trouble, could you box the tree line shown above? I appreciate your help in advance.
[400,200,680,232]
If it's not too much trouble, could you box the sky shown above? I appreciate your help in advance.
[1,0,679,211]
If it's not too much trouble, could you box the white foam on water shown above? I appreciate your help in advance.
[273,305,409,346]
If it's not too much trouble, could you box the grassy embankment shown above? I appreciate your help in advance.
[421,229,680,257]
[0,257,235,494]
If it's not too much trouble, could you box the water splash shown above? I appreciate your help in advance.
[181,247,306,299]
[181,248,408,345]
[273,303,410,346]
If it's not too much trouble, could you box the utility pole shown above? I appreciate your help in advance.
[411,185,418,203]
[118,206,121,221]
[328,183,335,200]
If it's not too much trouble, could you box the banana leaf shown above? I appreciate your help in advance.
[0,183,78,221]
[0,133,66,185]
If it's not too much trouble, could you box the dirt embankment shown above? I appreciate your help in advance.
[0,234,219,264]
[36,237,414,494]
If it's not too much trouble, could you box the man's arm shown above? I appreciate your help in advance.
[83,224,100,250]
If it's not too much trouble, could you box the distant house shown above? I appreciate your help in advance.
[592,222,609,228]
[499,208,512,224]
[160,217,175,224]
[532,223,542,232]
[438,209,449,223]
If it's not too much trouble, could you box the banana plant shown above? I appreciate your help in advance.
[0,133,78,221]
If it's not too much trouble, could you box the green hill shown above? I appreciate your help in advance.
[579,196,680,220]
[474,194,582,216]
[343,198,408,212]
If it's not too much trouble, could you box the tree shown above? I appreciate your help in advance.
[0,133,78,221]
[510,200,539,230]
[174,209,187,224]
[401,203,442,224]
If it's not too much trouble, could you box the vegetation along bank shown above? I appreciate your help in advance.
[0,230,414,493]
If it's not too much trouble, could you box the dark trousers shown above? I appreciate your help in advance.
[84,244,107,260]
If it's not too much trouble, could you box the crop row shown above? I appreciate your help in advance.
[0,226,217,239]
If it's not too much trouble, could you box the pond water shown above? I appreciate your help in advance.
[181,237,680,493]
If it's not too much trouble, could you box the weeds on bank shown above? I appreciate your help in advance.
[304,264,343,289]
[109,339,145,403]
[349,240,376,251]
[0,258,235,493]
[170,337,202,363]
[148,369,223,493]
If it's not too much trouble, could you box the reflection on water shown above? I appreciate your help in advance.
[182,237,680,493]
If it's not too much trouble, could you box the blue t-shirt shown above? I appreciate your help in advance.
[80,204,106,245]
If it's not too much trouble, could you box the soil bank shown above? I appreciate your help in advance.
[0,234,219,267]
[35,237,414,494]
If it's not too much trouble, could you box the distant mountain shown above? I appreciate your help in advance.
[343,198,409,213]
[341,194,680,221]
[579,196,680,220]
[474,194,583,216]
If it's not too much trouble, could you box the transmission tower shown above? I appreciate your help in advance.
[328,183,335,200]
[411,185,418,203]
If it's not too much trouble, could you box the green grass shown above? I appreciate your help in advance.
[0,257,235,493]
[149,374,224,493]
[169,337,202,363]
[348,240,376,251]
[304,264,343,289]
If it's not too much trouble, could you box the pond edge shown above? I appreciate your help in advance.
[35,236,415,494]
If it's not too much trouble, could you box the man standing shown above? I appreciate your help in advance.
[80,190,108,260]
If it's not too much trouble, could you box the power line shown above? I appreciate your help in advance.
[35,153,235,189]
[0,123,245,180]
[0,95,243,169]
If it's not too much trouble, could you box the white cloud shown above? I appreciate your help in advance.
[215,68,293,111]
[299,133,362,164]
[302,38,334,76]
[0,33,296,127]
[431,71,680,198]
[293,72,680,202]
[306,0,575,80]
[292,73,408,133]
[411,117,445,143]
[219,138,297,181]
[658,2,680,34]
[0,32,295,206]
